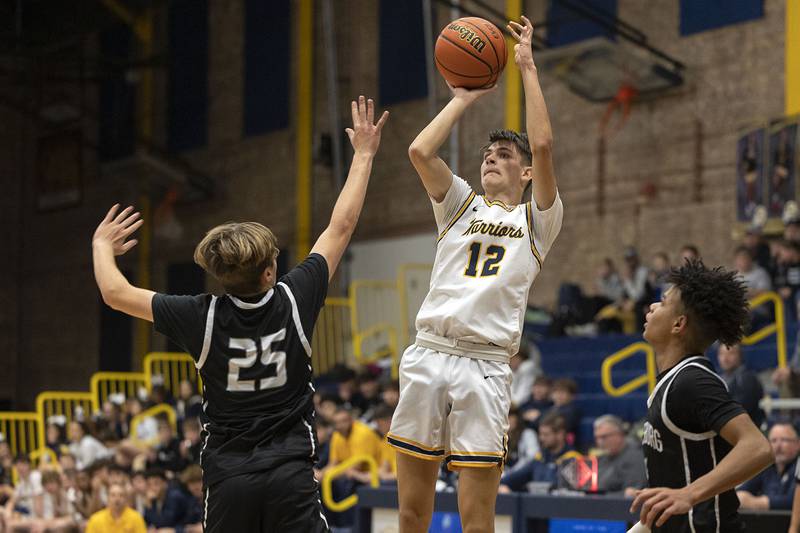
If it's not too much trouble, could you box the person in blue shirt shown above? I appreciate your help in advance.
[717,343,764,428]
[737,421,799,510]
[498,413,580,493]
[143,468,189,528]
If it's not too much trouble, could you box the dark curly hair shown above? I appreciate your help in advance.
[667,259,750,348]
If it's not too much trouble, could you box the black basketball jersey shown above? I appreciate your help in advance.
[642,355,747,533]
[152,254,328,486]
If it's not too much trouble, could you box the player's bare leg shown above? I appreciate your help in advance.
[397,453,441,533]
[456,465,503,533]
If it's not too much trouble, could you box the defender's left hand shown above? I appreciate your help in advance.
[507,16,535,70]
[631,487,694,528]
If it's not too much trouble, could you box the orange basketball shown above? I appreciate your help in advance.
[435,17,507,89]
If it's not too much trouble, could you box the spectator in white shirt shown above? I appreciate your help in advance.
[67,422,111,470]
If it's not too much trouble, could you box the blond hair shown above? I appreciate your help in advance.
[194,222,278,296]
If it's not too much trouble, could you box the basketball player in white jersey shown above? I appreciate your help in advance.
[387,17,563,532]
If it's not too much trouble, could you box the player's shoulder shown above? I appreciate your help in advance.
[668,359,727,396]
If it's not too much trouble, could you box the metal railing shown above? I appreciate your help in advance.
[90,372,148,411]
[0,412,40,457]
[35,391,94,447]
[129,403,177,445]
[321,454,380,512]
[144,352,202,397]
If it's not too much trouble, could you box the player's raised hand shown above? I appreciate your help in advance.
[93,204,143,256]
[507,15,535,70]
[346,95,389,156]
[448,81,497,104]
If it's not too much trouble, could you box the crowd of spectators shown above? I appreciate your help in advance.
[0,379,205,533]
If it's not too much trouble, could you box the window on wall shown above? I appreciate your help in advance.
[243,0,290,136]
[379,0,428,105]
[168,0,209,152]
[680,0,764,36]
[547,0,618,47]
[99,22,135,161]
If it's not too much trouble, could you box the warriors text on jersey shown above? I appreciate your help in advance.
[414,175,563,358]
[151,254,328,487]
[643,355,747,533]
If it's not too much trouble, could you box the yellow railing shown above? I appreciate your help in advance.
[0,412,40,457]
[321,454,380,512]
[353,322,399,379]
[742,292,787,368]
[90,372,148,411]
[313,297,352,375]
[601,291,788,396]
[35,391,94,447]
[601,342,657,397]
[397,263,433,349]
[144,352,202,396]
[130,403,177,445]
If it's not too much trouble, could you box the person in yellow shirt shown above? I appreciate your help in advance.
[329,407,383,471]
[85,482,146,533]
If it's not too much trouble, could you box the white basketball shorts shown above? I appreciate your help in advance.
[387,343,512,470]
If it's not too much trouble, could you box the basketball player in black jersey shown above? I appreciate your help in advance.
[630,260,773,532]
[91,96,388,532]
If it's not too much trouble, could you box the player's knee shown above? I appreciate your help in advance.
[399,506,431,529]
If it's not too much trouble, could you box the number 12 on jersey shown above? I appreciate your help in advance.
[464,242,506,277]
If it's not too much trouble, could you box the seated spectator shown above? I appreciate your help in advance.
[717,344,764,427]
[786,217,800,245]
[591,415,647,496]
[175,380,203,422]
[31,468,74,530]
[9,454,41,515]
[648,252,671,300]
[315,418,333,477]
[147,419,185,473]
[620,246,653,329]
[178,418,203,466]
[498,414,580,493]
[772,239,800,320]
[510,339,542,407]
[126,398,157,443]
[336,367,368,415]
[143,468,188,529]
[68,421,111,470]
[316,392,342,424]
[358,369,384,421]
[130,471,147,516]
[737,421,799,510]
[178,465,203,533]
[0,437,11,485]
[325,407,384,526]
[734,245,772,298]
[99,398,126,441]
[382,380,400,410]
[519,376,553,429]
[679,244,701,263]
[505,407,540,470]
[743,226,772,272]
[85,481,146,533]
[45,419,68,458]
[595,258,625,305]
[546,378,582,437]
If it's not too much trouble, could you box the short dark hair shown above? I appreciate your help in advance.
[552,378,578,395]
[733,245,751,258]
[539,413,566,433]
[485,129,532,165]
[667,260,749,348]
[484,130,533,197]
[372,403,394,421]
[144,467,167,481]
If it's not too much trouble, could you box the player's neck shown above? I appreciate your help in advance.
[483,189,523,207]
[654,339,694,373]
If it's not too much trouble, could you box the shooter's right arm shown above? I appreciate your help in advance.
[408,88,494,202]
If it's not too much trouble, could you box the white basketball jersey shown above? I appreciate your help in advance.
[415,175,563,357]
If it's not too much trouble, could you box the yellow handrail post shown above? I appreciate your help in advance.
[742,292,787,368]
[321,454,379,512]
[130,403,177,446]
[601,342,656,397]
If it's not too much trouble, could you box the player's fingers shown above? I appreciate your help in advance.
[655,504,679,528]
[375,111,389,132]
[120,211,141,228]
[103,204,120,223]
[350,100,359,128]
[121,219,144,237]
[506,24,521,41]
[113,206,134,224]
[521,15,532,28]
[367,98,374,125]
[645,499,670,528]
[640,493,668,525]
[358,95,366,123]
[121,239,138,253]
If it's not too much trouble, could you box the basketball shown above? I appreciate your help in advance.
[435,17,507,89]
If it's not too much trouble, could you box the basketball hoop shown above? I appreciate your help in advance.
[599,82,638,137]
[153,186,184,242]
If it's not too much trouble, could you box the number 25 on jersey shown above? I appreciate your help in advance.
[465,242,506,277]
[227,329,287,392]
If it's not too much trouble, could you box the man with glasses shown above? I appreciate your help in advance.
[592,415,647,496]
[736,421,799,510]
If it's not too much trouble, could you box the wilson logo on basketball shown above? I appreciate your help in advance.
[447,23,486,53]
